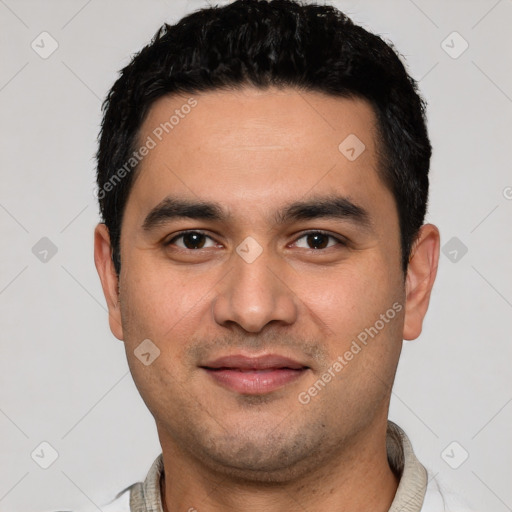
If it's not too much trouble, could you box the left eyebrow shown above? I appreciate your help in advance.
[273,194,373,231]
[141,194,373,232]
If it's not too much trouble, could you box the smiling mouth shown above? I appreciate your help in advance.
[200,354,310,394]
[202,367,309,394]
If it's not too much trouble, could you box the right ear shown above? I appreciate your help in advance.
[93,223,124,341]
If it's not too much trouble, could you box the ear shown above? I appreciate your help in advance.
[94,223,124,341]
[403,224,440,341]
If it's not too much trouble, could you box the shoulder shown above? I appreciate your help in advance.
[71,455,162,512]
[422,474,479,512]
[55,485,132,512]
[98,485,132,512]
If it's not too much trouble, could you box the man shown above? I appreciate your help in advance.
[92,1,471,510]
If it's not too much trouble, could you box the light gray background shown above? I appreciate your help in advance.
[1,0,511,510]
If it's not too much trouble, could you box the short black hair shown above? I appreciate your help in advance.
[96,0,431,276]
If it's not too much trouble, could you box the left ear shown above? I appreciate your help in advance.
[403,224,440,341]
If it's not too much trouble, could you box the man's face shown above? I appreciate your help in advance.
[100,87,409,479]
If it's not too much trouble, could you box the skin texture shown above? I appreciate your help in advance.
[94,87,440,512]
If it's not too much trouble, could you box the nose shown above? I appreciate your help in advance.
[211,245,299,333]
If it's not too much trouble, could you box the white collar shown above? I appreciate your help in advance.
[122,420,428,512]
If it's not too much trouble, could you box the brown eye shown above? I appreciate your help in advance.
[167,231,215,250]
[306,233,329,249]
[294,231,346,250]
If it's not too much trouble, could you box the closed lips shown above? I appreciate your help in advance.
[200,354,310,394]
[200,354,309,371]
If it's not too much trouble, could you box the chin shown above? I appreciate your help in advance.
[186,421,329,483]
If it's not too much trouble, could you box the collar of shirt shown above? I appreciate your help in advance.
[124,420,427,512]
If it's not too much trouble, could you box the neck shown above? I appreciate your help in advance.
[159,420,399,512]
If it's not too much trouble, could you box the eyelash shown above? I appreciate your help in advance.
[165,230,347,251]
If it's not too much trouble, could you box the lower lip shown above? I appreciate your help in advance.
[203,368,307,394]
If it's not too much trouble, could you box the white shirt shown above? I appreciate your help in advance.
[90,421,475,511]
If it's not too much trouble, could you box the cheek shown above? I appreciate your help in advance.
[118,268,206,408]
[299,263,397,333]
[119,263,212,351]
[300,268,404,403]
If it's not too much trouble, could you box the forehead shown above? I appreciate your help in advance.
[140,86,378,155]
[127,86,390,221]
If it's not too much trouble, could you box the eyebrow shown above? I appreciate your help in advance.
[141,194,372,232]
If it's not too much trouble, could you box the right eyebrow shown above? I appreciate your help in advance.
[142,197,227,232]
